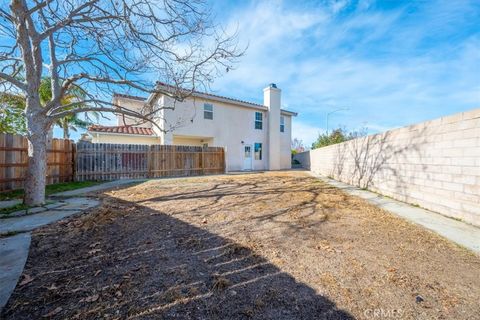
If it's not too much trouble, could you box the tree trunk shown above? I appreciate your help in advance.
[24,114,49,206]
[63,120,69,139]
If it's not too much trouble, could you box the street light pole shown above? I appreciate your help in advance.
[326,107,349,134]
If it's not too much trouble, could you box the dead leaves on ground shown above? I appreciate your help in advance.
[87,248,102,255]
[80,294,99,303]
[46,284,58,291]
[211,273,231,291]
[42,306,62,318]
[19,274,34,286]
[315,240,341,254]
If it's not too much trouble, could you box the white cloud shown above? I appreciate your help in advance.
[212,0,480,142]
[329,0,350,14]
[216,0,328,93]
[292,120,324,148]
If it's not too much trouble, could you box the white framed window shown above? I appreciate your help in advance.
[254,143,262,160]
[255,112,263,130]
[204,103,213,120]
[244,145,251,157]
[280,116,285,132]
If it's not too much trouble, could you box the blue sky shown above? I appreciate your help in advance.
[58,0,480,146]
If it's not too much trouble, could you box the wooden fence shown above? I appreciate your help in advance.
[75,142,225,181]
[0,133,75,192]
[0,132,225,191]
[0,135,225,191]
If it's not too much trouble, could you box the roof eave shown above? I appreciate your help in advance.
[140,83,299,116]
[193,92,267,110]
[112,93,147,102]
[281,110,298,116]
[88,130,157,137]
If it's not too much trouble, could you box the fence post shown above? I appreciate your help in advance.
[72,142,77,182]
[172,146,176,176]
[223,146,227,173]
[147,144,153,178]
[201,147,205,175]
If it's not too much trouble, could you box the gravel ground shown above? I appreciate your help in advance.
[2,171,479,319]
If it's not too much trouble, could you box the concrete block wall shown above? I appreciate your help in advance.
[294,108,480,227]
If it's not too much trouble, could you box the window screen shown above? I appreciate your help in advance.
[255,112,262,130]
[204,103,213,120]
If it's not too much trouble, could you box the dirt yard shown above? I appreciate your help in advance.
[2,171,479,319]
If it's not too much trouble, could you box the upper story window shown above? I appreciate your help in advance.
[280,116,285,132]
[204,103,213,120]
[255,112,263,130]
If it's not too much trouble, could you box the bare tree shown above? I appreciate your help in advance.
[0,0,241,205]
[291,138,306,153]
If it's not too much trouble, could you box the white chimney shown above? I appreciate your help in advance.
[264,83,281,170]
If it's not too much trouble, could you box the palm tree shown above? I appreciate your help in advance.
[0,77,96,138]
[0,92,27,134]
[38,78,98,139]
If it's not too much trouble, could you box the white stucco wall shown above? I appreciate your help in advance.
[280,115,293,169]
[155,93,293,171]
[159,96,266,171]
[91,133,160,145]
[114,96,151,127]
[265,86,281,170]
[173,136,214,147]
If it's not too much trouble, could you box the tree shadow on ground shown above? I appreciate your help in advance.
[135,176,348,236]
[2,193,354,319]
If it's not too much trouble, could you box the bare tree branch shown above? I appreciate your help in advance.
[0,71,26,90]
[1,0,243,205]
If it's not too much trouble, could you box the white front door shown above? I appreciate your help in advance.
[243,145,253,170]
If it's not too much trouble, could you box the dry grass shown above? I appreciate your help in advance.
[3,171,479,320]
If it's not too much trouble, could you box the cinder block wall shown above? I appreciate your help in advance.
[294,108,480,226]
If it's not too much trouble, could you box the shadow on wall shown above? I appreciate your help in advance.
[3,187,354,319]
[292,151,311,171]
[329,126,427,199]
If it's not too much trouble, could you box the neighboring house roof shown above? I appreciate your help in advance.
[114,83,298,116]
[112,93,147,101]
[88,125,155,136]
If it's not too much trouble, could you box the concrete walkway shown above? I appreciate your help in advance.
[0,233,31,310]
[0,197,100,235]
[53,179,146,197]
[311,173,480,255]
[0,197,100,310]
[0,178,146,311]
[0,178,148,311]
[0,200,21,209]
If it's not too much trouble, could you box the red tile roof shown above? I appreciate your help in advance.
[88,125,155,136]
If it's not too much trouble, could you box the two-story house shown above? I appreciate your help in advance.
[88,83,297,171]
